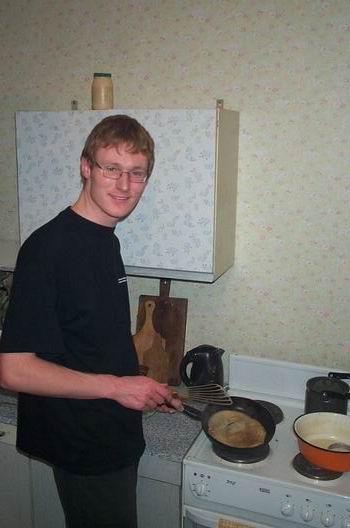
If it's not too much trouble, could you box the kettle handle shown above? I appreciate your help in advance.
[328,372,350,380]
[179,350,195,386]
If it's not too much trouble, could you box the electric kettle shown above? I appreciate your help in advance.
[180,345,224,387]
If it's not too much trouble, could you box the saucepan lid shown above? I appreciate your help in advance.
[306,376,349,396]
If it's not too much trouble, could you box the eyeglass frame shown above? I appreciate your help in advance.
[93,160,149,183]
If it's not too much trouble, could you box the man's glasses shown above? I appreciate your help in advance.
[94,160,148,183]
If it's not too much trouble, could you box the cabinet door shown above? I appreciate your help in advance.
[0,435,33,528]
[137,476,181,528]
[31,457,180,528]
[30,458,65,528]
[16,109,238,282]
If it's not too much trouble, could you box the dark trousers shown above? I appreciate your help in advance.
[53,464,138,528]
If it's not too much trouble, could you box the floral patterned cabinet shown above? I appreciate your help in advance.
[16,108,239,282]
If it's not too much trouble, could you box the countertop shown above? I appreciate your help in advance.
[0,390,201,464]
[0,390,17,425]
[143,409,201,462]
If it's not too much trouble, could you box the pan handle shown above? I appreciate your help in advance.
[182,404,202,420]
[322,390,350,400]
[328,372,350,380]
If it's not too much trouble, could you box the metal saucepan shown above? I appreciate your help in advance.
[305,372,350,415]
[183,396,276,462]
[293,412,350,472]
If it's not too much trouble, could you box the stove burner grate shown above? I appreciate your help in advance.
[213,443,270,464]
[292,454,343,481]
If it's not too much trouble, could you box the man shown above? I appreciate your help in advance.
[0,115,183,528]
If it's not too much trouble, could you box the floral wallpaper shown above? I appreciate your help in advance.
[0,1,349,369]
[16,109,217,275]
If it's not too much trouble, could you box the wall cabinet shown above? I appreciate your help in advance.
[16,108,239,282]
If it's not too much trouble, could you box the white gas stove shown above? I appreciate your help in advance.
[182,354,350,528]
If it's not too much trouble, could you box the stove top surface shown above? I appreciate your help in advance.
[185,404,350,497]
[184,354,350,498]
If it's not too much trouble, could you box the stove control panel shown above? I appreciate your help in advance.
[184,465,350,528]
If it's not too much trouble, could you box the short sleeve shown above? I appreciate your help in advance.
[0,240,64,358]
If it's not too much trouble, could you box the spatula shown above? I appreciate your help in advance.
[171,383,232,406]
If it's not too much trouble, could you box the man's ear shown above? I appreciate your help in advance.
[80,157,91,182]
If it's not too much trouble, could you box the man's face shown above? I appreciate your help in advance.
[80,143,149,227]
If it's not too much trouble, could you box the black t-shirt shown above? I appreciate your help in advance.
[0,208,145,474]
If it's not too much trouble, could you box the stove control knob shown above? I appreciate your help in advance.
[300,504,314,522]
[341,517,350,528]
[192,482,207,497]
[321,510,335,527]
[281,500,294,517]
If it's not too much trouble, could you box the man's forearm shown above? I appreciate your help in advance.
[0,352,111,399]
[0,352,184,413]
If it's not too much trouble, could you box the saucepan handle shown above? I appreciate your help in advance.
[328,372,350,380]
[322,390,350,400]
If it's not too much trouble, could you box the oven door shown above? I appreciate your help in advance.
[183,505,275,528]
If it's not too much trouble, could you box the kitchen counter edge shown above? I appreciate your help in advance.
[0,392,201,467]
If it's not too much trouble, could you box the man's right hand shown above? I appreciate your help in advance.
[107,375,184,413]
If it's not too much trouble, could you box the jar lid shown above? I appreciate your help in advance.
[93,72,112,77]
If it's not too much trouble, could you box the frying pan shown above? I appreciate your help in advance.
[183,396,276,462]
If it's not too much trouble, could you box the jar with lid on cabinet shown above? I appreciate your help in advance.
[91,73,114,110]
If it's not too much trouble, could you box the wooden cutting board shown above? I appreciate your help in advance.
[133,280,188,385]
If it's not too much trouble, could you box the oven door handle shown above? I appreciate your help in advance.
[184,505,274,528]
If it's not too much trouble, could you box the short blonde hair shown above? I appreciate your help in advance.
[81,114,155,177]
